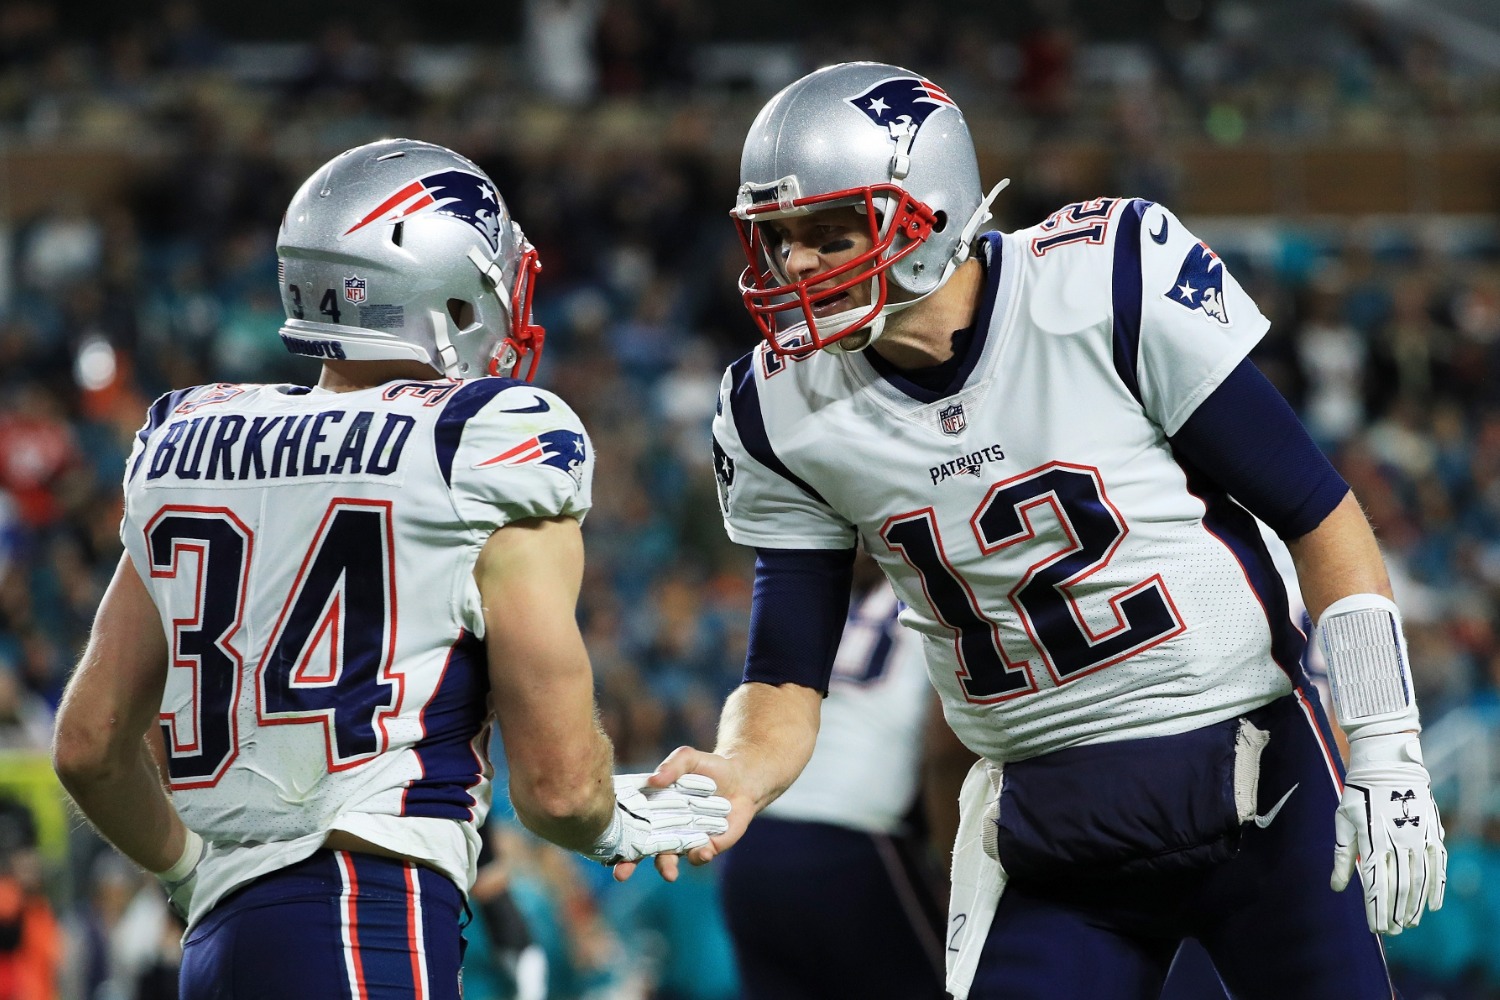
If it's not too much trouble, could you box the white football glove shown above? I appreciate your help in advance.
[1331,732,1447,935]
[582,772,731,866]
[154,828,206,923]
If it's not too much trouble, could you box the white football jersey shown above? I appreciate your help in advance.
[120,376,593,926]
[765,580,932,833]
[713,198,1306,764]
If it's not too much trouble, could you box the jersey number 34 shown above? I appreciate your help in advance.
[146,500,402,788]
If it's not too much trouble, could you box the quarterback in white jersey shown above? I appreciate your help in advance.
[645,63,1447,1000]
[715,209,1293,765]
[52,140,727,1000]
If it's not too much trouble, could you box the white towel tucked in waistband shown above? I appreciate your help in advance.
[946,758,1008,999]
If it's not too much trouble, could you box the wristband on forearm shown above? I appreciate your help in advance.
[1317,593,1420,739]
[153,828,204,883]
[582,807,625,865]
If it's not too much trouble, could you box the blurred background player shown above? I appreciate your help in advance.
[717,551,961,1000]
[50,138,727,1000]
[648,59,1448,1000]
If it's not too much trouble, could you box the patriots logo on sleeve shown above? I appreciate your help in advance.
[713,438,736,516]
[846,76,956,143]
[1164,241,1231,326]
[477,429,587,484]
[342,170,504,253]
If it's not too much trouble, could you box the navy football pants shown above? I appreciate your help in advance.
[180,850,464,1000]
[720,816,948,1000]
[969,691,1395,1000]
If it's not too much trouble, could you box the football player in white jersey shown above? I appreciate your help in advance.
[51,139,728,1000]
[718,553,955,999]
[626,63,1449,999]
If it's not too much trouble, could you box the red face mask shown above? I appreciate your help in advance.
[489,241,545,381]
[732,184,938,356]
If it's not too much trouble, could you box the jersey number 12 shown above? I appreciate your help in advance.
[882,462,1184,703]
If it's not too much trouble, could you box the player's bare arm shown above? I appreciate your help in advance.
[52,553,195,874]
[479,514,617,849]
[1287,488,1447,934]
[1284,490,1394,621]
[481,515,729,882]
[645,680,821,871]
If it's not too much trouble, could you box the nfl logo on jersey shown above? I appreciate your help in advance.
[344,275,368,304]
[940,402,966,436]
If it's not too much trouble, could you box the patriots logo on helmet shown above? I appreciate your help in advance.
[343,169,503,252]
[476,428,587,484]
[846,76,956,143]
[1165,241,1231,326]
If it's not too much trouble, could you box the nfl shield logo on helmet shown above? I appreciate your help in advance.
[940,402,966,436]
[343,275,368,304]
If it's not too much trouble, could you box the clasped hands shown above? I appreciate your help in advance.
[587,771,732,880]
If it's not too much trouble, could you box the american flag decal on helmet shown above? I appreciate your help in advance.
[342,169,503,252]
[846,76,957,142]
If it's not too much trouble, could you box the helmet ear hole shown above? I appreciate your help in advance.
[932,211,948,233]
[448,298,475,328]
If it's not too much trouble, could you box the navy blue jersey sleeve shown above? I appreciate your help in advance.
[744,547,856,692]
[1169,358,1348,539]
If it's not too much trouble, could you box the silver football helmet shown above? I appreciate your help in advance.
[277,138,544,380]
[733,62,1007,355]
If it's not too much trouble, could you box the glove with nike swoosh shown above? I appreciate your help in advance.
[1332,732,1447,935]
[582,773,732,866]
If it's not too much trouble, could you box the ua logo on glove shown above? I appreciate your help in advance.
[1392,789,1420,828]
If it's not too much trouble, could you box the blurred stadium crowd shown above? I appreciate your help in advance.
[0,0,1498,997]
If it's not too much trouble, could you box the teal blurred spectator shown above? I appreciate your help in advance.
[1385,823,1500,1000]
[603,861,740,1000]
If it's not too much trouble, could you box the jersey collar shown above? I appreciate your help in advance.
[859,232,1005,404]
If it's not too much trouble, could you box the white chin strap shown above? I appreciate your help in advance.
[796,178,1013,355]
[430,309,463,377]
